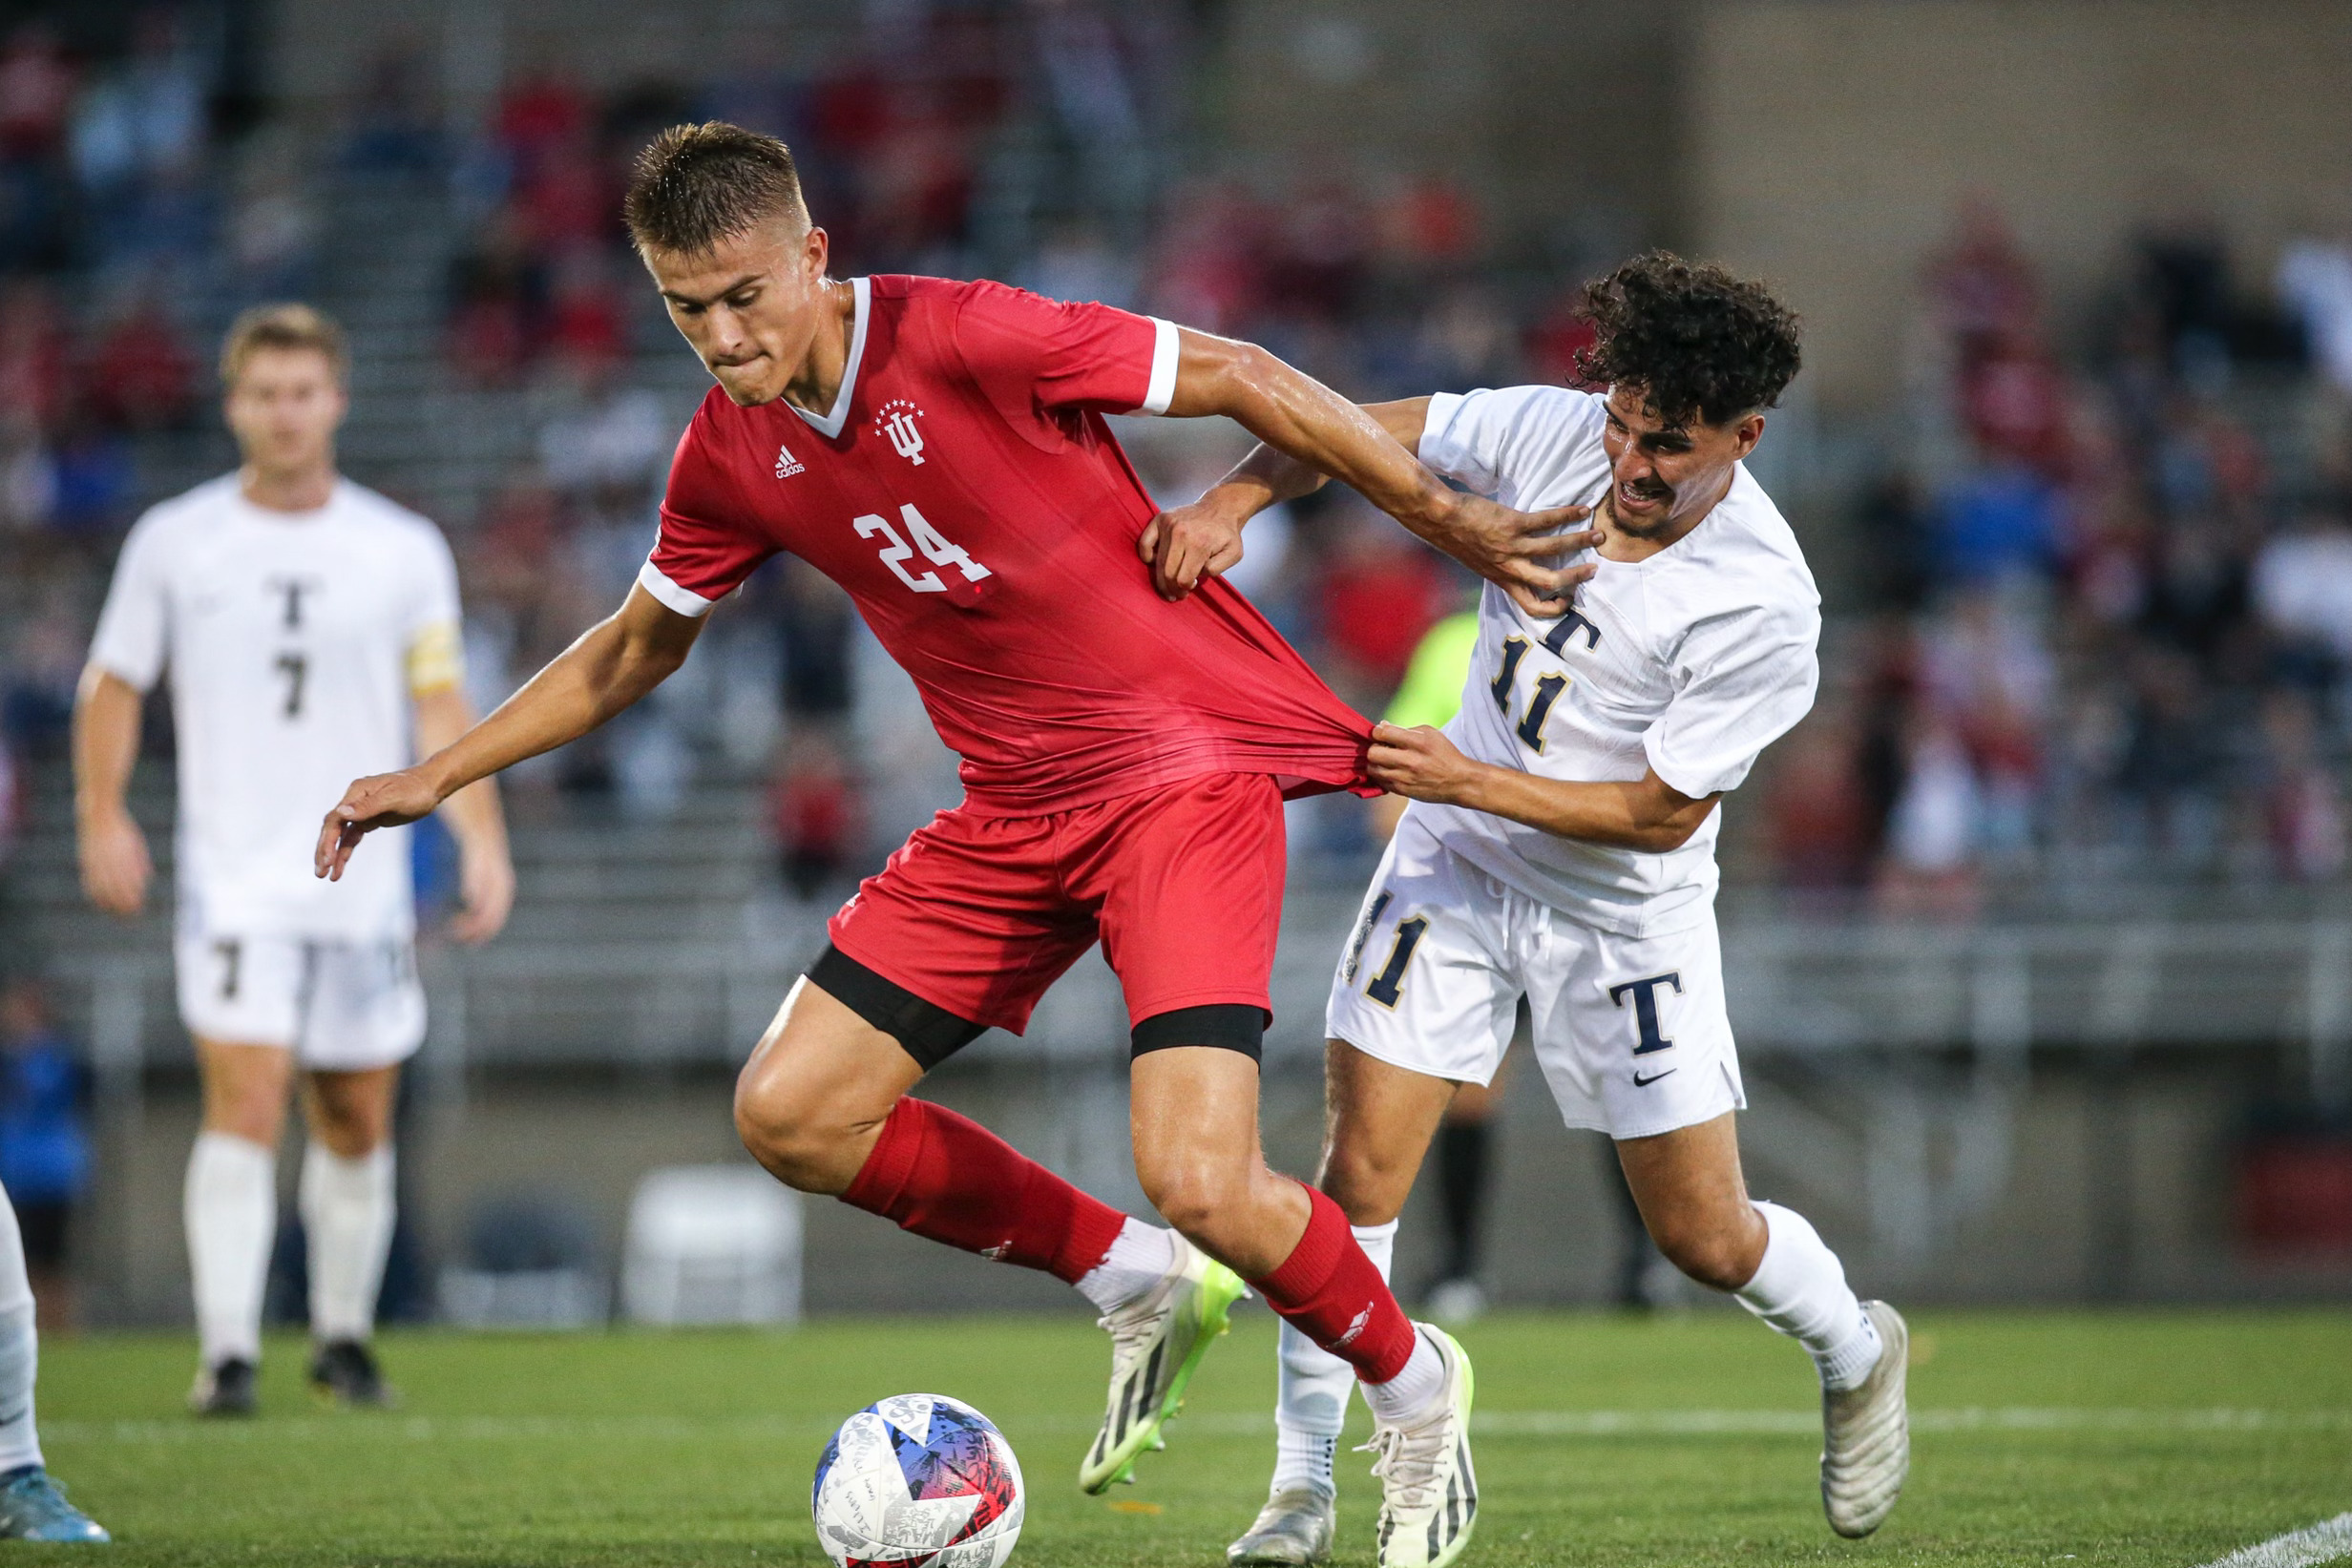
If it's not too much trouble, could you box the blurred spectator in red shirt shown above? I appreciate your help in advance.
[1958,327,2071,476]
[496,71,592,185]
[1525,286,1602,390]
[1266,181,1371,324]
[1147,180,1270,336]
[1766,705,1875,892]
[1377,176,1477,273]
[0,23,74,158]
[770,735,865,901]
[544,250,627,376]
[87,290,197,431]
[447,208,542,385]
[1924,194,2041,366]
[0,280,67,431]
[1313,502,1450,704]
[514,132,611,255]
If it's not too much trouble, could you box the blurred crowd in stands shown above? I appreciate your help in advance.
[3,2,2350,918]
[1769,198,2352,912]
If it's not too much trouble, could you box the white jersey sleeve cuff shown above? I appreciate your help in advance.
[637,559,717,617]
[84,652,160,695]
[1643,731,1748,803]
[1137,317,1180,415]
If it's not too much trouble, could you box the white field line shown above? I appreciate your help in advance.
[36,1407,2352,1447]
[2198,1513,2352,1568]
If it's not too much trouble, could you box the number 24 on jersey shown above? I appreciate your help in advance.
[856,503,991,596]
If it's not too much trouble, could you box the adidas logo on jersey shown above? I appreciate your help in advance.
[775,442,805,478]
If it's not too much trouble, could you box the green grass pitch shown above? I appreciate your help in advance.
[29,1308,2351,1565]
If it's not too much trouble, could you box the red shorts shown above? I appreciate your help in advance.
[828,771,1286,1040]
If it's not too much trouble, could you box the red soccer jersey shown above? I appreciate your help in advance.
[642,274,1373,815]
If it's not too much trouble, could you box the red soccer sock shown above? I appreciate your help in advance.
[1250,1183,1418,1384]
[840,1098,1128,1286]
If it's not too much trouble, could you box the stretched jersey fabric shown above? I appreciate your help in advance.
[87,475,463,942]
[644,274,1373,816]
[1406,386,1821,938]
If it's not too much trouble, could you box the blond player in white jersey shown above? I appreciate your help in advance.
[73,304,514,1415]
[1143,254,1909,1567]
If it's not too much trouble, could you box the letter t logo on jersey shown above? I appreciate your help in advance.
[877,400,926,466]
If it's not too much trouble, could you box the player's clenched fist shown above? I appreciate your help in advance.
[315,767,443,882]
[1365,721,1486,806]
[1136,496,1250,601]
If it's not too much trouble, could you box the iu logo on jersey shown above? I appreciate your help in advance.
[876,399,926,466]
[774,441,805,478]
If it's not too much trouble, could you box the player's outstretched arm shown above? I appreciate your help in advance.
[411,686,514,944]
[1137,398,1433,600]
[316,585,704,881]
[1366,721,1719,852]
[1151,335,1597,614]
[71,666,153,917]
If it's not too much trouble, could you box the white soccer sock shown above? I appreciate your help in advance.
[1734,1201,1882,1391]
[185,1132,276,1368]
[1074,1217,1177,1315]
[0,1187,44,1473]
[300,1141,396,1345]
[1362,1328,1446,1425]
[1272,1220,1396,1498]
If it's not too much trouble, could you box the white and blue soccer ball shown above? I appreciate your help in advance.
[811,1393,1026,1568]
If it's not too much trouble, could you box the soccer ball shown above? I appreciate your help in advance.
[811,1393,1025,1568]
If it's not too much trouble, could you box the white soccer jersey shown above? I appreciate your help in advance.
[1406,386,1821,937]
[87,475,464,943]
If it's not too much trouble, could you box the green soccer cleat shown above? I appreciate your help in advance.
[1079,1232,1249,1494]
[1363,1325,1478,1568]
[0,1466,109,1541]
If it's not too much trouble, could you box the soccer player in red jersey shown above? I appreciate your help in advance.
[316,124,1589,1558]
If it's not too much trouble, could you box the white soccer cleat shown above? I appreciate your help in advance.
[1227,1486,1336,1566]
[1360,1325,1478,1568]
[1079,1232,1249,1495]
[1820,1299,1909,1537]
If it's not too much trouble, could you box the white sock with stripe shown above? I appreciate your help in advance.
[1735,1201,1882,1390]
[1271,1220,1396,1499]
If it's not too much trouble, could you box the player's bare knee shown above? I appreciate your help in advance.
[1655,1223,1753,1292]
[730,1066,832,1183]
[1140,1163,1247,1251]
[1316,1143,1412,1227]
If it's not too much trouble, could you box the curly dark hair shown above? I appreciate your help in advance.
[1571,251,1802,429]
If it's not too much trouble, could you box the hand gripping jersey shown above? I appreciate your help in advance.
[87,476,465,942]
[643,275,1372,816]
[1407,386,1821,937]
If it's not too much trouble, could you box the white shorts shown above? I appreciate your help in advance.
[1325,814,1745,1141]
[174,930,427,1071]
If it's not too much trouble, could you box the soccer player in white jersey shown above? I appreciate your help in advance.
[1143,254,1909,1565]
[73,304,514,1414]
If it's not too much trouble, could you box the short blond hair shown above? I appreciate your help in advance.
[220,303,348,387]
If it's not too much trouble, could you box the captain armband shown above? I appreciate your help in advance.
[406,620,466,697]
